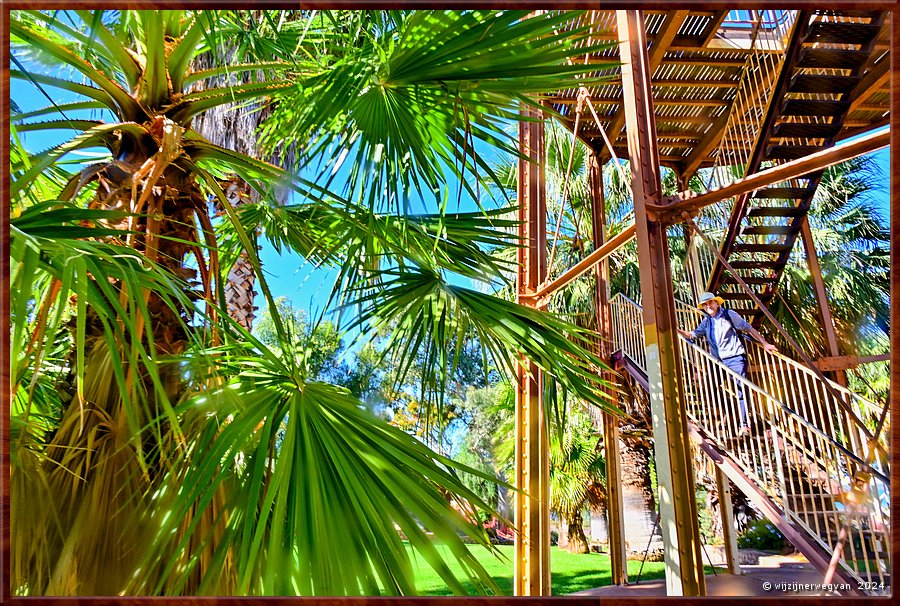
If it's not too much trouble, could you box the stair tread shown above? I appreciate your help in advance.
[729,260,783,269]
[781,99,851,117]
[767,145,826,160]
[719,293,763,300]
[733,242,794,252]
[752,187,815,200]
[773,121,843,139]
[788,73,861,95]
[804,22,882,46]
[722,276,773,284]
[747,206,808,217]
[742,225,798,236]
[814,10,883,18]
[797,48,869,70]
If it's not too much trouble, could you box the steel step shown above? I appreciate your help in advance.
[734,243,794,254]
[722,275,773,285]
[803,22,882,46]
[719,292,763,300]
[752,187,814,200]
[814,10,883,18]
[781,99,851,117]
[747,206,808,218]
[797,48,869,70]
[788,74,861,95]
[766,145,825,160]
[728,260,782,270]
[772,121,843,139]
[741,225,797,236]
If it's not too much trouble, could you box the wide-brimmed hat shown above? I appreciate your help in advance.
[697,292,725,308]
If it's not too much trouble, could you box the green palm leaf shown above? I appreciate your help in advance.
[349,268,617,414]
[142,339,503,596]
[11,16,143,119]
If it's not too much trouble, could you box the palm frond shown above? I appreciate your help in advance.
[141,338,503,596]
[11,15,143,119]
[259,10,616,214]
[349,268,618,414]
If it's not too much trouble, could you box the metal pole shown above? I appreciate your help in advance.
[589,152,627,585]
[514,105,551,596]
[617,9,706,596]
[799,217,848,387]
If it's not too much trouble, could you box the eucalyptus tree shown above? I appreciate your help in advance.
[10,9,618,596]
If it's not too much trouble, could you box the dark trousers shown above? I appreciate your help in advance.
[721,354,749,427]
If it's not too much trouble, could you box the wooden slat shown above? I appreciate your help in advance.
[599,10,691,164]
[847,57,890,114]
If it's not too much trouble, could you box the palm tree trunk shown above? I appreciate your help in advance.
[221,180,259,330]
[191,45,297,332]
[565,510,591,554]
[619,438,660,555]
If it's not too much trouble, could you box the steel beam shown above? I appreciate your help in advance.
[813,354,890,372]
[531,225,636,300]
[658,128,890,223]
[514,106,551,597]
[588,152,627,585]
[617,10,706,597]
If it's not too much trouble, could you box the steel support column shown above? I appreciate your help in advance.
[799,218,848,387]
[514,106,551,596]
[589,152,627,585]
[617,10,706,596]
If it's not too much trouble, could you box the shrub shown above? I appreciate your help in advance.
[737,519,785,551]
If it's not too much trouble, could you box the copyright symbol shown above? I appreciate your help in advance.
[763,582,772,591]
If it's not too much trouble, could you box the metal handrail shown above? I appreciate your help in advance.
[673,300,888,458]
[609,293,890,592]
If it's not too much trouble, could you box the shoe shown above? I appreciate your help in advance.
[739,426,751,437]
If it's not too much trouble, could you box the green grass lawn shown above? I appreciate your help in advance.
[407,543,677,596]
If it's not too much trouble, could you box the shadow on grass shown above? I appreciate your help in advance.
[413,546,719,596]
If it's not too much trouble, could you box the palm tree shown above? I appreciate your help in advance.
[548,406,606,554]
[10,9,619,596]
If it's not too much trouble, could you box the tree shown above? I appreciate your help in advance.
[548,406,606,554]
[10,9,617,596]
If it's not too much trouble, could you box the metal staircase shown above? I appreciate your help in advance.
[706,10,887,323]
[609,293,890,595]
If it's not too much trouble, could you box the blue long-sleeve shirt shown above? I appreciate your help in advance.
[687,307,752,360]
